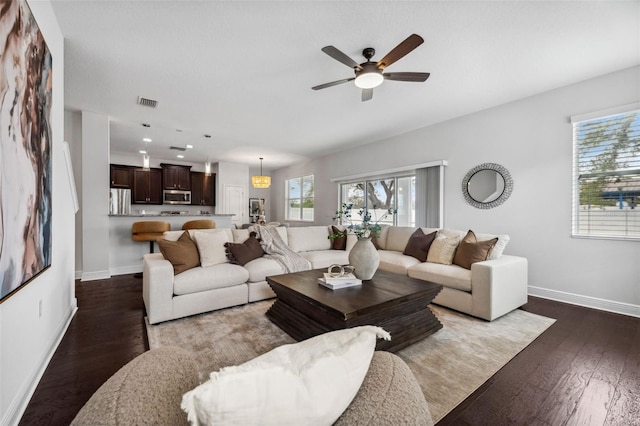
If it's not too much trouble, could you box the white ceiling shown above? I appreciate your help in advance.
[51,1,640,171]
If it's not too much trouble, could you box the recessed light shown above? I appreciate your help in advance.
[186,144,193,149]
[142,123,150,127]
[139,150,147,154]
[143,137,152,142]
[177,154,184,159]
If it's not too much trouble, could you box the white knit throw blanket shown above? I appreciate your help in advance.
[249,225,311,273]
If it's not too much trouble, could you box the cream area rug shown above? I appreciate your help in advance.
[146,301,555,423]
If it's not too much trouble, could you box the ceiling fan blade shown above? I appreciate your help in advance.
[321,46,362,70]
[312,77,355,90]
[383,72,430,82]
[376,34,424,70]
[361,88,373,102]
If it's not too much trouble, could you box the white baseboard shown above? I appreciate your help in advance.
[110,265,142,276]
[529,286,640,318]
[80,269,111,281]
[3,301,78,426]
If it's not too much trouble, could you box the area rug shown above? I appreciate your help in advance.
[146,301,555,423]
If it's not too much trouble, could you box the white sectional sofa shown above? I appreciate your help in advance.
[143,225,527,324]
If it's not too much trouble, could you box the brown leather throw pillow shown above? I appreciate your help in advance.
[403,229,437,262]
[157,231,200,274]
[452,230,498,270]
[225,232,265,266]
[331,226,348,250]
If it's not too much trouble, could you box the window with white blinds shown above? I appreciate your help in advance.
[572,109,640,239]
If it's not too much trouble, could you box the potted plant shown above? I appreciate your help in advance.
[331,203,397,280]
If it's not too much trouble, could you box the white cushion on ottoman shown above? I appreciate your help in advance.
[181,326,390,426]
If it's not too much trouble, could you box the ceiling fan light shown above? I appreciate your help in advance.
[355,71,383,89]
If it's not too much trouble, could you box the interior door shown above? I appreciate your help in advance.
[223,184,246,227]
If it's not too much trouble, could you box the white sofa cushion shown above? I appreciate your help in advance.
[385,226,420,252]
[173,264,250,296]
[300,250,350,269]
[192,231,230,267]
[181,326,390,426]
[408,262,472,292]
[287,226,331,253]
[378,250,422,275]
[243,257,285,283]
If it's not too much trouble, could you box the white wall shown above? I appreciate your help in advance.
[65,111,83,279]
[272,66,640,316]
[81,111,110,281]
[272,156,334,226]
[0,2,76,425]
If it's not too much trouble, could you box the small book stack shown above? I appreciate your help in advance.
[318,272,362,290]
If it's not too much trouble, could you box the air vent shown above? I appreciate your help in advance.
[170,146,187,151]
[137,97,158,108]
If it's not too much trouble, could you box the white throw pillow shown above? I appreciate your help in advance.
[181,326,390,426]
[426,235,461,265]
[193,230,230,267]
[286,226,332,252]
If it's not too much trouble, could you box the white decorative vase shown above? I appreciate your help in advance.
[348,237,379,280]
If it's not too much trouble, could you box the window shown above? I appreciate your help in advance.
[340,175,415,227]
[572,108,640,239]
[285,175,314,221]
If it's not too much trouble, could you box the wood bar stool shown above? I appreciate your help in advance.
[182,219,216,230]
[132,221,171,254]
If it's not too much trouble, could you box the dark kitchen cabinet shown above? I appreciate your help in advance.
[191,172,216,206]
[110,164,133,189]
[161,164,191,190]
[133,168,162,204]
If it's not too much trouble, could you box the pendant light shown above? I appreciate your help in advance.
[251,157,271,188]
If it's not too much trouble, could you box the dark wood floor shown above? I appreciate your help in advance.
[19,275,640,425]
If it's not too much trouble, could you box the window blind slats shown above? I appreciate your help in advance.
[573,109,640,238]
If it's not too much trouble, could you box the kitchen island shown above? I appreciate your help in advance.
[108,213,234,276]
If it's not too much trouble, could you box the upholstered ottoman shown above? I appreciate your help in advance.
[71,347,432,425]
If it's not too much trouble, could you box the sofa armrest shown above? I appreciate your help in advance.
[470,255,528,321]
[143,253,176,325]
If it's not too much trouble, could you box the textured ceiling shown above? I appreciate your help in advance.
[51,1,640,170]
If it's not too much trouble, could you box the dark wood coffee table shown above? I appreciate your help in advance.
[266,268,443,352]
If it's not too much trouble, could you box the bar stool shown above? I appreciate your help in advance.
[132,221,170,278]
[182,219,216,230]
[132,221,171,254]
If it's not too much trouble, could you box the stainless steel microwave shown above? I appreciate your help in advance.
[163,190,191,205]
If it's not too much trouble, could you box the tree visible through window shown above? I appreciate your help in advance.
[340,175,415,227]
[573,109,640,238]
[286,175,314,221]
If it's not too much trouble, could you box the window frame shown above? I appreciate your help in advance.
[338,173,416,227]
[571,106,640,241]
[285,174,314,222]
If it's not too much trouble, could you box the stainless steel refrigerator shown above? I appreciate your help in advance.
[109,188,131,215]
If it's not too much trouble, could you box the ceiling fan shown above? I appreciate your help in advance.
[312,34,430,102]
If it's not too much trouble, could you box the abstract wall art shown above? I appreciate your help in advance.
[0,0,53,302]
